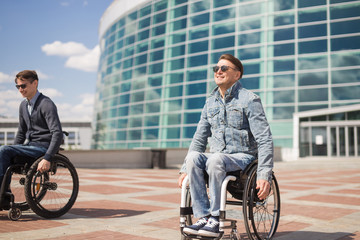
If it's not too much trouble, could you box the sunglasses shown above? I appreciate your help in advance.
[15,84,28,89]
[213,65,238,73]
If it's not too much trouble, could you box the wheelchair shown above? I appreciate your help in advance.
[0,151,79,221]
[180,160,281,240]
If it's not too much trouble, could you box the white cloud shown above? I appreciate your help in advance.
[0,89,23,118]
[41,41,90,57]
[65,45,100,72]
[41,41,99,72]
[0,72,13,83]
[39,88,63,98]
[57,93,94,121]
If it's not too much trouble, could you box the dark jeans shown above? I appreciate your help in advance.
[0,145,47,188]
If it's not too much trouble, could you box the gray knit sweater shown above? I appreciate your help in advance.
[14,93,63,161]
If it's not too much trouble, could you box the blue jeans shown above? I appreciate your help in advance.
[0,145,47,188]
[186,151,255,218]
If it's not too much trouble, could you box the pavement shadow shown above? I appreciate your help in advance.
[273,231,356,240]
[67,208,149,219]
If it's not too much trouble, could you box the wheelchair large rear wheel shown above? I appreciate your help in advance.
[181,186,194,240]
[24,154,79,218]
[243,167,280,240]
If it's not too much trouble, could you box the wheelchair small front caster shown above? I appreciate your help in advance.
[8,207,22,221]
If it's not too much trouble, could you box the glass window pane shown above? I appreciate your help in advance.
[331,19,360,35]
[299,72,328,86]
[144,129,158,140]
[173,5,187,18]
[145,102,160,113]
[332,69,360,84]
[172,19,187,31]
[241,77,260,89]
[120,94,130,104]
[146,88,161,100]
[272,106,295,119]
[299,88,328,102]
[298,55,327,70]
[190,13,210,27]
[186,82,207,95]
[298,8,326,23]
[145,116,159,127]
[299,40,327,54]
[129,104,143,115]
[271,90,295,103]
[169,58,185,70]
[188,54,208,67]
[135,54,147,65]
[214,8,235,21]
[164,85,183,98]
[128,130,141,140]
[212,36,235,50]
[239,31,261,45]
[274,0,294,11]
[332,85,360,101]
[298,0,326,8]
[138,30,149,41]
[239,3,262,17]
[163,113,181,125]
[239,47,261,60]
[140,5,151,17]
[274,28,295,41]
[170,32,186,44]
[129,117,142,127]
[272,59,295,72]
[190,1,210,13]
[243,62,261,74]
[214,0,235,8]
[190,27,209,40]
[152,24,166,36]
[185,97,206,109]
[136,42,148,53]
[187,69,207,82]
[273,43,295,56]
[183,126,197,138]
[162,127,180,139]
[299,24,327,38]
[149,62,163,74]
[152,38,165,49]
[211,50,235,64]
[148,76,163,87]
[184,112,201,124]
[331,36,360,51]
[330,3,360,19]
[213,22,235,35]
[154,0,167,11]
[163,99,183,112]
[132,91,145,102]
[273,74,295,88]
[153,12,167,24]
[331,52,360,68]
[188,40,208,54]
[166,72,184,84]
[274,13,294,26]
[150,50,164,61]
[239,18,261,31]
[139,17,150,29]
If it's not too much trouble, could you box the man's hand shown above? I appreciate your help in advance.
[37,159,51,173]
[256,179,270,200]
[178,173,187,188]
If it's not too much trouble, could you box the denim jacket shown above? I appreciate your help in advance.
[181,81,274,182]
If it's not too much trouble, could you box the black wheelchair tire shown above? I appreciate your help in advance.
[242,166,280,240]
[24,154,79,219]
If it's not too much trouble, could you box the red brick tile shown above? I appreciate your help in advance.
[134,193,181,204]
[0,213,67,233]
[294,194,360,206]
[139,181,177,188]
[45,230,159,240]
[330,188,360,195]
[80,184,149,194]
[70,200,170,219]
[279,184,318,191]
[281,203,357,220]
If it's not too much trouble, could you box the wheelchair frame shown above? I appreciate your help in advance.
[0,153,79,221]
[180,161,281,240]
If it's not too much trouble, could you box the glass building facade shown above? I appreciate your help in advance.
[93,0,360,155]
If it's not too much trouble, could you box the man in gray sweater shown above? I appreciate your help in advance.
[0,70,63,196]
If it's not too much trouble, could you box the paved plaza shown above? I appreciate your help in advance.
[0,158,359,239]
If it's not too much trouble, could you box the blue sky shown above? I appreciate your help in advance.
[0,0,113,120]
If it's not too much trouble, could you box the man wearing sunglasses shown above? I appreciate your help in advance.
[179,54,273,238]
[0,70,63,206]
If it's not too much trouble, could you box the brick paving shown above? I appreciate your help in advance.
[0,158,359,240]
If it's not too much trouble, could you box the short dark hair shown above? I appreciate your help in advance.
[15,70,39,83]
[219,54,244,79]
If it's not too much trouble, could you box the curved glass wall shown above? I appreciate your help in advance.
[93,0,360,150]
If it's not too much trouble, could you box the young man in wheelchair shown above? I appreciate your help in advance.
[0,70,63,209]
[178,54,274,238]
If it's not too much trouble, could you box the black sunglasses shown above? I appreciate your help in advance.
[15,84,27,89]
[213,65,238,73]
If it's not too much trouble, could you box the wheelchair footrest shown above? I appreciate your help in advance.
[180,230,224,240]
